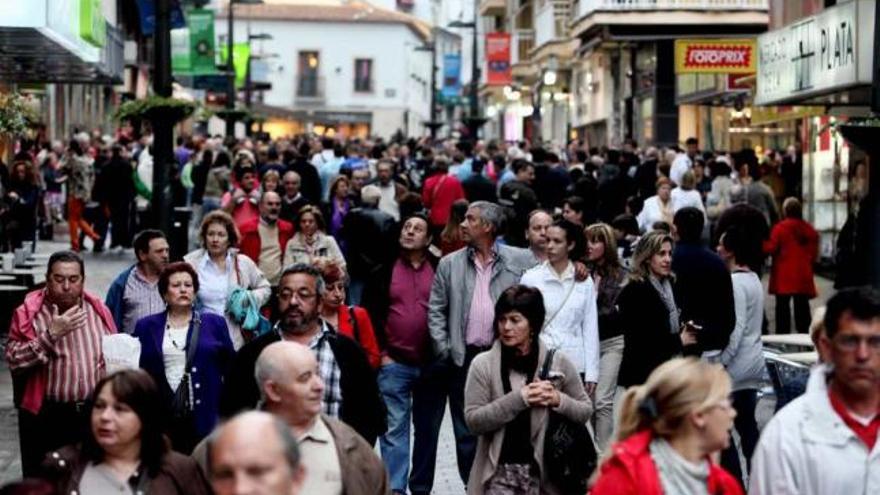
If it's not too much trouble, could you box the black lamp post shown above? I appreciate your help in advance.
[450,3,486,143]
[152,0,173,234]
[415,29,442,140]
[225,0,263,137]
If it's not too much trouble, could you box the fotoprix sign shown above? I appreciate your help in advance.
[756,0,875,106]
[674,39,756,74]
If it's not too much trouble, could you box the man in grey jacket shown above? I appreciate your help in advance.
[413,201,533,494]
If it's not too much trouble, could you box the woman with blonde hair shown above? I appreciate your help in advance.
[636,177,674,233]
[585,222,628,451]
[591,358,743,495]
[617,231,698,390]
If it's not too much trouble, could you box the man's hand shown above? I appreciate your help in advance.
[47,304,86,340]
[573,261,589,282]
[380,355,395,367]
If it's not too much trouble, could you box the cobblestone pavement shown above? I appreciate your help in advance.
[0,237,833,493]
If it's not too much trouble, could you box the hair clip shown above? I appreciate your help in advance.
[638,395,659,419]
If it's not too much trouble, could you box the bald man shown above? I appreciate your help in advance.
[208,411,304,495]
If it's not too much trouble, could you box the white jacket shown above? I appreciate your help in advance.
[750,364,880,495]
[520,261,600,382]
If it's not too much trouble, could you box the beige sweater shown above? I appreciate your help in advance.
[464,341,593,494]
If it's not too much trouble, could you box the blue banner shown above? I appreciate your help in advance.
[136,0,187,36]
[442,53,461,100]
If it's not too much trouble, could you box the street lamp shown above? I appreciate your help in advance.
[449,5,486,143]
[415,29,442,140]
[225,0,263,137]
[245,32,273,110]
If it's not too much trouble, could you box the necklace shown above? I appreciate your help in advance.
[166,314,191,350]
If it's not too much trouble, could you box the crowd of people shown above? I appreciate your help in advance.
[2,129,878,495]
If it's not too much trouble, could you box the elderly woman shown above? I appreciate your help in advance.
[41,369,211,494]
[591,358,742,495]
[636,177,674,233]
[617,231,698,389]
[183,210,271,349]
[284,205,346,269]
[314,259,382,369]
[464,285,592,495]
[134,262,235,453]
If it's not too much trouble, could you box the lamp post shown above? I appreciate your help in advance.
[225,0,263,137]
[245,32,273,111]
[449,2,486,143]
[415,29,442,140]
[152,0,173,234]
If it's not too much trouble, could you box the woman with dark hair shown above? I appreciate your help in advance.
[521,219,599,396]
[326,175,352,246]
[464,285,592,494]
[134,262,235,453]
[40,369,211,494]
[585,222,628,451]
[184,210,270,349]
[561,196,586,226]
[439,198,469,255]
[284,205,345,268]
[764,197,819,334]
[4,160,40,250]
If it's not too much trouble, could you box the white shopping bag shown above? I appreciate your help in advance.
[102,334,141,373]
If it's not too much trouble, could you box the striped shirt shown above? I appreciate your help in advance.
[36,302,110,402]
[465,253,496,347]
[309,321,342,418]
[121,267,164,334]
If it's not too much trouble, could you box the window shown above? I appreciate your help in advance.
[354,59,373,92]
[297,51,320,97]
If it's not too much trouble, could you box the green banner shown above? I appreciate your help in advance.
[79,0,106,47]
[172,9,218,76]
[220,43,251,89]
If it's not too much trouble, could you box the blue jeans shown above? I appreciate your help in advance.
[378,362,422,492]
[410,349,481,494]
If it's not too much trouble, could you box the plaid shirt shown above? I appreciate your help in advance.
[309,321,342,418]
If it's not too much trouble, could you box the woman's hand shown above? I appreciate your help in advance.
[521,382,546,407]
[679,324,698,346]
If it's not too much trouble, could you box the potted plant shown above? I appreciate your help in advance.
[0,93,38,139]
[114,96,197,125]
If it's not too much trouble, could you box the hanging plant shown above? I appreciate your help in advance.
[114,96,197,125]
[0,93,39,138]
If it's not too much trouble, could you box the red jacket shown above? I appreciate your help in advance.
[238,217,295,265]
[336,304,381,369]
[422,173,465,228]
[590,430,743,495]
[763,217,819,297]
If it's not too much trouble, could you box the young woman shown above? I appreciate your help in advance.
[40,369,211,494]
[561,196,587,227]
[617,231,697,389]
[591,358,742,495]
[439,199,469,255]
[716,226,765,483]
[584,222,628,451]
[464,285,592,495]
[520,219,599,394]
[326,175,352,245]
[134,262,235,453]
[183,211,271,349]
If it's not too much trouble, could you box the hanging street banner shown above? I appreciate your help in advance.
[172,9,217,76]
[136,0,187,36]
[220,42,251,89]
[79,0,106,47]
[674,39,756,74]
[486,32,511,86]
[442,53,462,100]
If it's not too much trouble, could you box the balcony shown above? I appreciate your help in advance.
[578,0,767,17]
[511,29,535,66]
[535,1,572,48]
[572,0,768,37]
[295,75,325,104]
[479,0,506,16]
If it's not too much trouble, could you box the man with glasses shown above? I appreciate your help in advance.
[751,287,880,494]
[220,263,385,445]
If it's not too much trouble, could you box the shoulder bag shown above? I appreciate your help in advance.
[170,312,202,422]
[539,349,597,493]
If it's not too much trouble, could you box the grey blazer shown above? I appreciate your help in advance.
[428,244,535,366]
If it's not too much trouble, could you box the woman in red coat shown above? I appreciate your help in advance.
[315,258,382,369]
[763,197,819,334]
[590,358,743,495]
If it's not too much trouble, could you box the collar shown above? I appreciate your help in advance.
[298,416,333,444]
[199,250,231,270]
[132,265,158,285]
[539,260,574,282]
[284,192,302,203]
[800,365,860,446]
[259,217,278,227]
[467,243,499,265]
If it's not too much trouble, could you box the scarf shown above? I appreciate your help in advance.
[649,274,680,334]
[649,438,710,495]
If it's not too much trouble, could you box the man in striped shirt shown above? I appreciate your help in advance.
[6,251,116,476]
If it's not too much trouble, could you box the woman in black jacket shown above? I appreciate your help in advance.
[617,231,697,389]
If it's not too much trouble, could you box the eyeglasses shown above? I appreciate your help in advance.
[833,335,880,352]
[279,289,317,303]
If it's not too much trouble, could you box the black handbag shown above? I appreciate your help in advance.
[170,312,201,421]
[539,349,597,493]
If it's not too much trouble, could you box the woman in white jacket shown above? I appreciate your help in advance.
[521,219,600,394]
[637,177,674,233]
